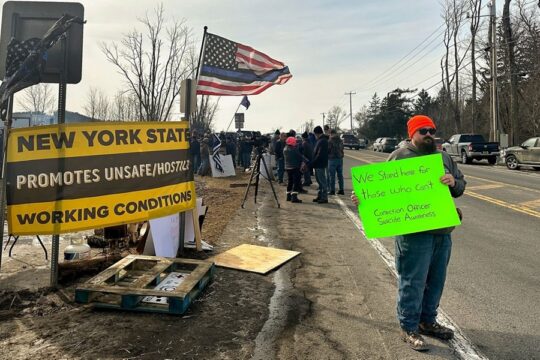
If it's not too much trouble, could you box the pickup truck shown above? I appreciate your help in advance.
[442,134,500,164]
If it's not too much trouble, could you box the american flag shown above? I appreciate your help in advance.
[5,38,42,77]
[196,33,292,96]
[212,134,224,173]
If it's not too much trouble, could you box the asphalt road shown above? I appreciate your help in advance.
[342,149,540,360]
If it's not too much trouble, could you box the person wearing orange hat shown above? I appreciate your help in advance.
[351,115,466,352]
[283,136,307,203]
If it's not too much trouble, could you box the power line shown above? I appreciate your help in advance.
[361,23,446,89]
[359,36,447,93]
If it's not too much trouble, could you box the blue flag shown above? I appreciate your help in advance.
[240,95,250,110]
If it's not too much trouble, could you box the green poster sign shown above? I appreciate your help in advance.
[351,153,461,239]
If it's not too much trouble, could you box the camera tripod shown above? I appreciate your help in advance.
[241,147,280,208]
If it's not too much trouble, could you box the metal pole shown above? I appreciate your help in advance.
[0,97,14,271]
[345,91,356,131]
[178,79,194,256]
[51,35,69,288]
[490,1,498,142]
[320,112,326,127]
[195,26,208,81]
[225,100,243,132]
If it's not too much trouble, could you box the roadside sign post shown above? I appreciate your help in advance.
[179,78,202,253]
[234,113,244,130]
[0,2,85,285]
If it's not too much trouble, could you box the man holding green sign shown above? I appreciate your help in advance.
[351,115,466,352]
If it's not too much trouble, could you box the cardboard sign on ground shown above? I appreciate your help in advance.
[210,154,236,177]
[212,244,300,274]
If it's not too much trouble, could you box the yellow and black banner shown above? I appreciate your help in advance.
[6,121,195,235]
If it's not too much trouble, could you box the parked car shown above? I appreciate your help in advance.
[372,138,383,151]
[502,137,540,170]
[378,137,398,153]
[442,134,500,164]
[434,137,445,151]
[340,134,365,150]
[397,139,410,148]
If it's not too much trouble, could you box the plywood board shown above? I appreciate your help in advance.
[212,244,300,274]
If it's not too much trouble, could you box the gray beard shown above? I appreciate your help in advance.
[417,137,436,154]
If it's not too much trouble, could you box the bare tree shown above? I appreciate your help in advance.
[468,0,483,132]
[101,4,195,121]
[441,0,468,132]
[111,91,140,121]
[17,83,56,114]
[191,95,219,134]
[300,119,315,133]
[326,106,347,130]
[83,87,98,120]
[84,87,110,120]
[502,0,520,145]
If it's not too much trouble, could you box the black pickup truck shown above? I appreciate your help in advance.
[442,134,500,164]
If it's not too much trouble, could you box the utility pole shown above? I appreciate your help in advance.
[489,0,499,142]
[345,91,356,132]
[320,112,326,126]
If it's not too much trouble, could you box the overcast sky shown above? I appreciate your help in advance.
[2,0,498,132]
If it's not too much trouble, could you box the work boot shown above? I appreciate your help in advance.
[337,189,345,195]
[312,197,320,202]
[419,322,454,340]
[286,193,292,201]
[317,199,328,204]
[401,330,428,352]
[291,193,302,203]
[328,191,336,195]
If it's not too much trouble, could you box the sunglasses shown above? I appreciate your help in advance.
[418,128,436,135]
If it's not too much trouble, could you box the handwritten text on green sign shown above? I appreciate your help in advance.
[351,154,460,239]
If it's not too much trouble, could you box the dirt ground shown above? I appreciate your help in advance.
[0,173,276,360]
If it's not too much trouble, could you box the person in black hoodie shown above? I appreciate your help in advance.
[301,131,313,186]
[311,126,329,203]
[328,129,345,195]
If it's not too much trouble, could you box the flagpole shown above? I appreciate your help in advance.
[195,26,208,81]
[225,99,244,132]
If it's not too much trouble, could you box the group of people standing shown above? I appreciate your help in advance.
[189,132,259,176]
[271,124,345,204]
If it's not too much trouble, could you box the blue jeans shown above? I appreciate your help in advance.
[395,233,452,332]
[314,167,328,200]
[197,158,210,176]
[277,157,285,182]
[328,158,344,193]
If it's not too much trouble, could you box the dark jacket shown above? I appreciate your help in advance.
[311,135,329,169]
[190,138,200,156]
[301,139,314,161]
[328,134,344,159]
[240,139,253,154]
[274,140,285,159]
[388,143,466,234]
[284,145,305,170]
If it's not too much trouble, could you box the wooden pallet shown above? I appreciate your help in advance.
[75,255,215,315]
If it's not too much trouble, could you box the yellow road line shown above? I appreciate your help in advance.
[519,198,540,209]
[346,153,540,219]
[345,153,375,164]
[464,174,540,194]
[467,184,505,190]
[465,191,540,218]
